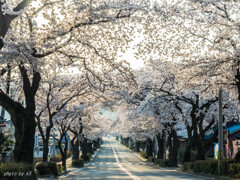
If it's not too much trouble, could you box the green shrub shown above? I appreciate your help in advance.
[181,162,193,172]
[0,162,37,180]
[182,159,238,177]
[192,160,202,173]
[35,162,51,176]
[47,162,59,176]
[234,151,240,163]
[220,159,234,175]
[154,159,169,167]
[229,163,240,178]
[72,159,84,168]
[192,160,218,174]
[35,162,61,177]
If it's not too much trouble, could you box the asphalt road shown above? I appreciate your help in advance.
[58,137,215,180]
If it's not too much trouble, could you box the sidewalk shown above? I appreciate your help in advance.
[120,142,235,180]
[118,140,182,172]
[38,149,100,179]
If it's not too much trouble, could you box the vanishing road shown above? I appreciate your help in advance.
[58,137,214,180]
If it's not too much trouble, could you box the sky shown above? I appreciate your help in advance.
[119,44,144,70]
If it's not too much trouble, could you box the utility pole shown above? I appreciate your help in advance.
[218,88,223,175]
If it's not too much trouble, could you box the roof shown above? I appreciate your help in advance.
[226,124,240,135]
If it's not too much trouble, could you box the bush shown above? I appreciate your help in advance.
[35,162,51,176]
[192,160,218,174]
[0,162,37,180]
[72,159,84,168]
[154,159,169,167]
[234,151,240,163]
[220,159,234,175]
[181,162,193,172]
[229,163,240,178]
[35,162,62,177]
[181,159,238,177]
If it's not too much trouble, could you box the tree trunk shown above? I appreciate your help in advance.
[156,133,164,159]
[135,141,140,152]
[87,142,93,154]
[146,138,153,157]
[93,140,100,149]
[11,107,36,163]
[81,138,88,161]
[71,138,79,160]
[58,136,68,169]
[42,140,49,162]
[168,129,179,167]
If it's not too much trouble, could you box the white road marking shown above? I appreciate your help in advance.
[110,142,141,180]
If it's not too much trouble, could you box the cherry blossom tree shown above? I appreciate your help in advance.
[35,69,89,162]
[54,104,85,169]
[0,0,146,163]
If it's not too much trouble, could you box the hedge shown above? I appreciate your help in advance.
[234,151,240,163]
[0,162,37,180]
[181,159,240,177]
[72,159,84,167]
[229,163,240,178]
[35,162,63,177]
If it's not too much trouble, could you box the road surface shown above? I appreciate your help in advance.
[58,137,214,180]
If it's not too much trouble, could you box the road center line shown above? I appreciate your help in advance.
[110,142,141,180]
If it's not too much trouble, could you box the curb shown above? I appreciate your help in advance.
[53,148,101,179]
[84,148,100,167]
[176,169,236,180]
